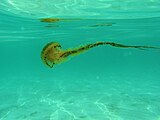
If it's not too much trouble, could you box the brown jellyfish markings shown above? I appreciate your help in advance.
[41,41,159,68]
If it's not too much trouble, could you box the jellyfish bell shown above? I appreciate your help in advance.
[41,42,62,68]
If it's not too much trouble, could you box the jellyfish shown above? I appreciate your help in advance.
[41,41,159,68]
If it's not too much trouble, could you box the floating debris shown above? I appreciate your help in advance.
[40,18,62,23]
[88,23,116,27]
[44,25,59,28]
[40,18,82,23]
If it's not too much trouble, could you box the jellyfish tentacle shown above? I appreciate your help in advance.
[60,42,159,58]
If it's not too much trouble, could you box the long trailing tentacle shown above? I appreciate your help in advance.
[60,42,159,58]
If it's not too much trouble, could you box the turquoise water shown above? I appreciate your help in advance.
[0,1,160,120]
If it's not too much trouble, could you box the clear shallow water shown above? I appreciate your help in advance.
[0,1,160,120]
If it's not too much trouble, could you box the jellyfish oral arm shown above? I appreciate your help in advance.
[60,41,158,58]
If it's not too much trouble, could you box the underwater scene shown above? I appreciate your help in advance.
[0,0,160,120]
